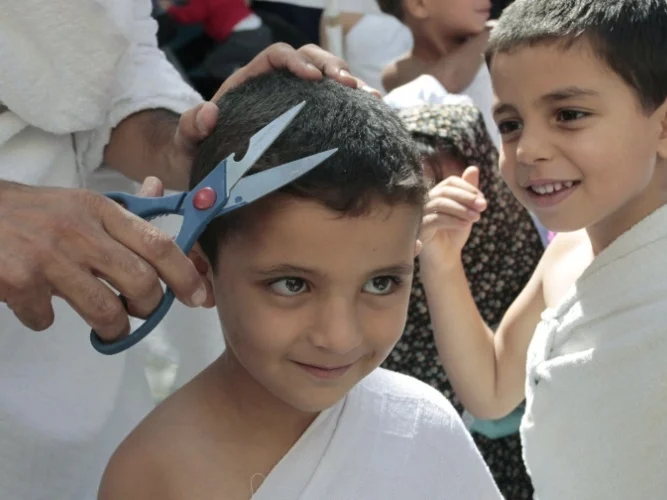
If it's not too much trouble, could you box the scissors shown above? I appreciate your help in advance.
[90,101,337,355]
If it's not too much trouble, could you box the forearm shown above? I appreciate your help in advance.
[104,109,189,191]
[419,252,507,419]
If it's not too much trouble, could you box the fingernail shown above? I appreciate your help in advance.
[191,285,207,307]
[474,197,487,207]
[340,69,352,78]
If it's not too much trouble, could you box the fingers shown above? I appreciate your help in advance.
[460,166,480,188]
[4,281,55,332]
[88,239,164,320]
[210,43,381,103]
[212,43,322,100]
[423,170,488,229]
[49,265,131,341]
[101,207,206,308]
[137,176,164,197]
[173,102,219,154]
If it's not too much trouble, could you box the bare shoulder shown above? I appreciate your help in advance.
[382,53,418,93]
[97,411,172,500]
[98,373,216,500]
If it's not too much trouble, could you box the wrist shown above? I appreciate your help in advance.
[418,243,464,274]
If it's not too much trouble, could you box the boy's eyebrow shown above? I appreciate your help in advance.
[538,86,599,104]
[253,264,319,277]
[251,263,415,277]
[493,86,599,118]
[371,263,415,276]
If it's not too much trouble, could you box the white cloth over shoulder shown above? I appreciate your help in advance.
[344,14,413,93]
[0,2,221,500]
[384,69,501,150]
[522,204,667,500]
[253,368,502,500]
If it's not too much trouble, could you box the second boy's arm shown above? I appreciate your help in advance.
[418,168,551,420]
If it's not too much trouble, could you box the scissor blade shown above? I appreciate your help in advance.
[225,148,337,207]
[225,101,307,192]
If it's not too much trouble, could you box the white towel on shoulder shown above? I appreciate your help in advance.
[522,203,667,500]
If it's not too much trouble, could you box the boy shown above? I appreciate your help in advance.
[97,71,502,500]
[377,0,498,143]
[420,0,667,498]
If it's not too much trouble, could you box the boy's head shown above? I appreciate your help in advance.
[486,0,667,238]
[378,0,490,41]
[189,71,426,413]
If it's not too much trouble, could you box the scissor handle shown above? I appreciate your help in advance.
[106,191,186,219]
[90,186,226,355]
[90,290,176,355]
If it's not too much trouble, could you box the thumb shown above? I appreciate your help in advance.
[461,166,480,188]
[138,176,164,198]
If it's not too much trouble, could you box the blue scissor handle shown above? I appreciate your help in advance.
[105,191,187,219]
[91,169,230,355]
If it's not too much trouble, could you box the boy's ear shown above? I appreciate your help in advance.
[656,99,667,160]
[414,239,423,257]
[189,243,216,309]
[404,0,429,20]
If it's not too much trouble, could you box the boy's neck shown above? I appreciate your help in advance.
[210,352,318,444]
[411,32,463,63]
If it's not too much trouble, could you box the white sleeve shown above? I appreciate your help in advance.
[383,74,474,109]
[414,397,504,500]
[73,0,203,175]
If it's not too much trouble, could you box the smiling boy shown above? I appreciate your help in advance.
[418,0,667,498]
[97,71,502,500]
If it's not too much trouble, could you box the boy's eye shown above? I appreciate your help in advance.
[362,276,400,295]
[270,277,308,296]
[497,119,523,135]
[556,109,589,122]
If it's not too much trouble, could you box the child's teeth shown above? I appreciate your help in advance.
[531,181,576,195]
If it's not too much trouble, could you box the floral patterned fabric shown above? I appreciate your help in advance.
[381,103,545,499]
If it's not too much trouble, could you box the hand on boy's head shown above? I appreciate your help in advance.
[212,43,380,100]
[172,43,380,177]
[419,166,486,260]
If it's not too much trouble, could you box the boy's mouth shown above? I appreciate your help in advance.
[527,180,580,195]
[524,180,581,209]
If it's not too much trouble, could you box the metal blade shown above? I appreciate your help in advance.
[224,101,306,194]
[224,148,337,209]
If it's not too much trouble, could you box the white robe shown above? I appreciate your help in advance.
[0,2,223,499]
[254,368,503,499]
[522,204,667,499]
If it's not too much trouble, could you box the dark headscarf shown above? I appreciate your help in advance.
[382,102,544,499]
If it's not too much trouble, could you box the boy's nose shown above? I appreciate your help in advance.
[516,125,555,165]
[308,296,363,356]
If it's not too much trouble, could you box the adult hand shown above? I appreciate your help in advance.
[172,43,381,168]
[0,179,206,338]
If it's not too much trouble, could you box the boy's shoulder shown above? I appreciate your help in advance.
[351,368,464,432]
[98,373,221,500]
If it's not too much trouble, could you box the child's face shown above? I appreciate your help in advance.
[425,0,491,38]
[207,196,421,413]
[490,41,667,240]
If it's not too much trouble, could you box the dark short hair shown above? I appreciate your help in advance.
[189,71,426,269]
[377,0,404,21]
[486,0,667,111]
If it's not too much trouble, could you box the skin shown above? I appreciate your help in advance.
[98,196,422,500]
[0,42,378,339]
[416,40,667,419]
[382,1,493,93]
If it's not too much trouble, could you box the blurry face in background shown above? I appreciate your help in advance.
[425,0,491,38]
